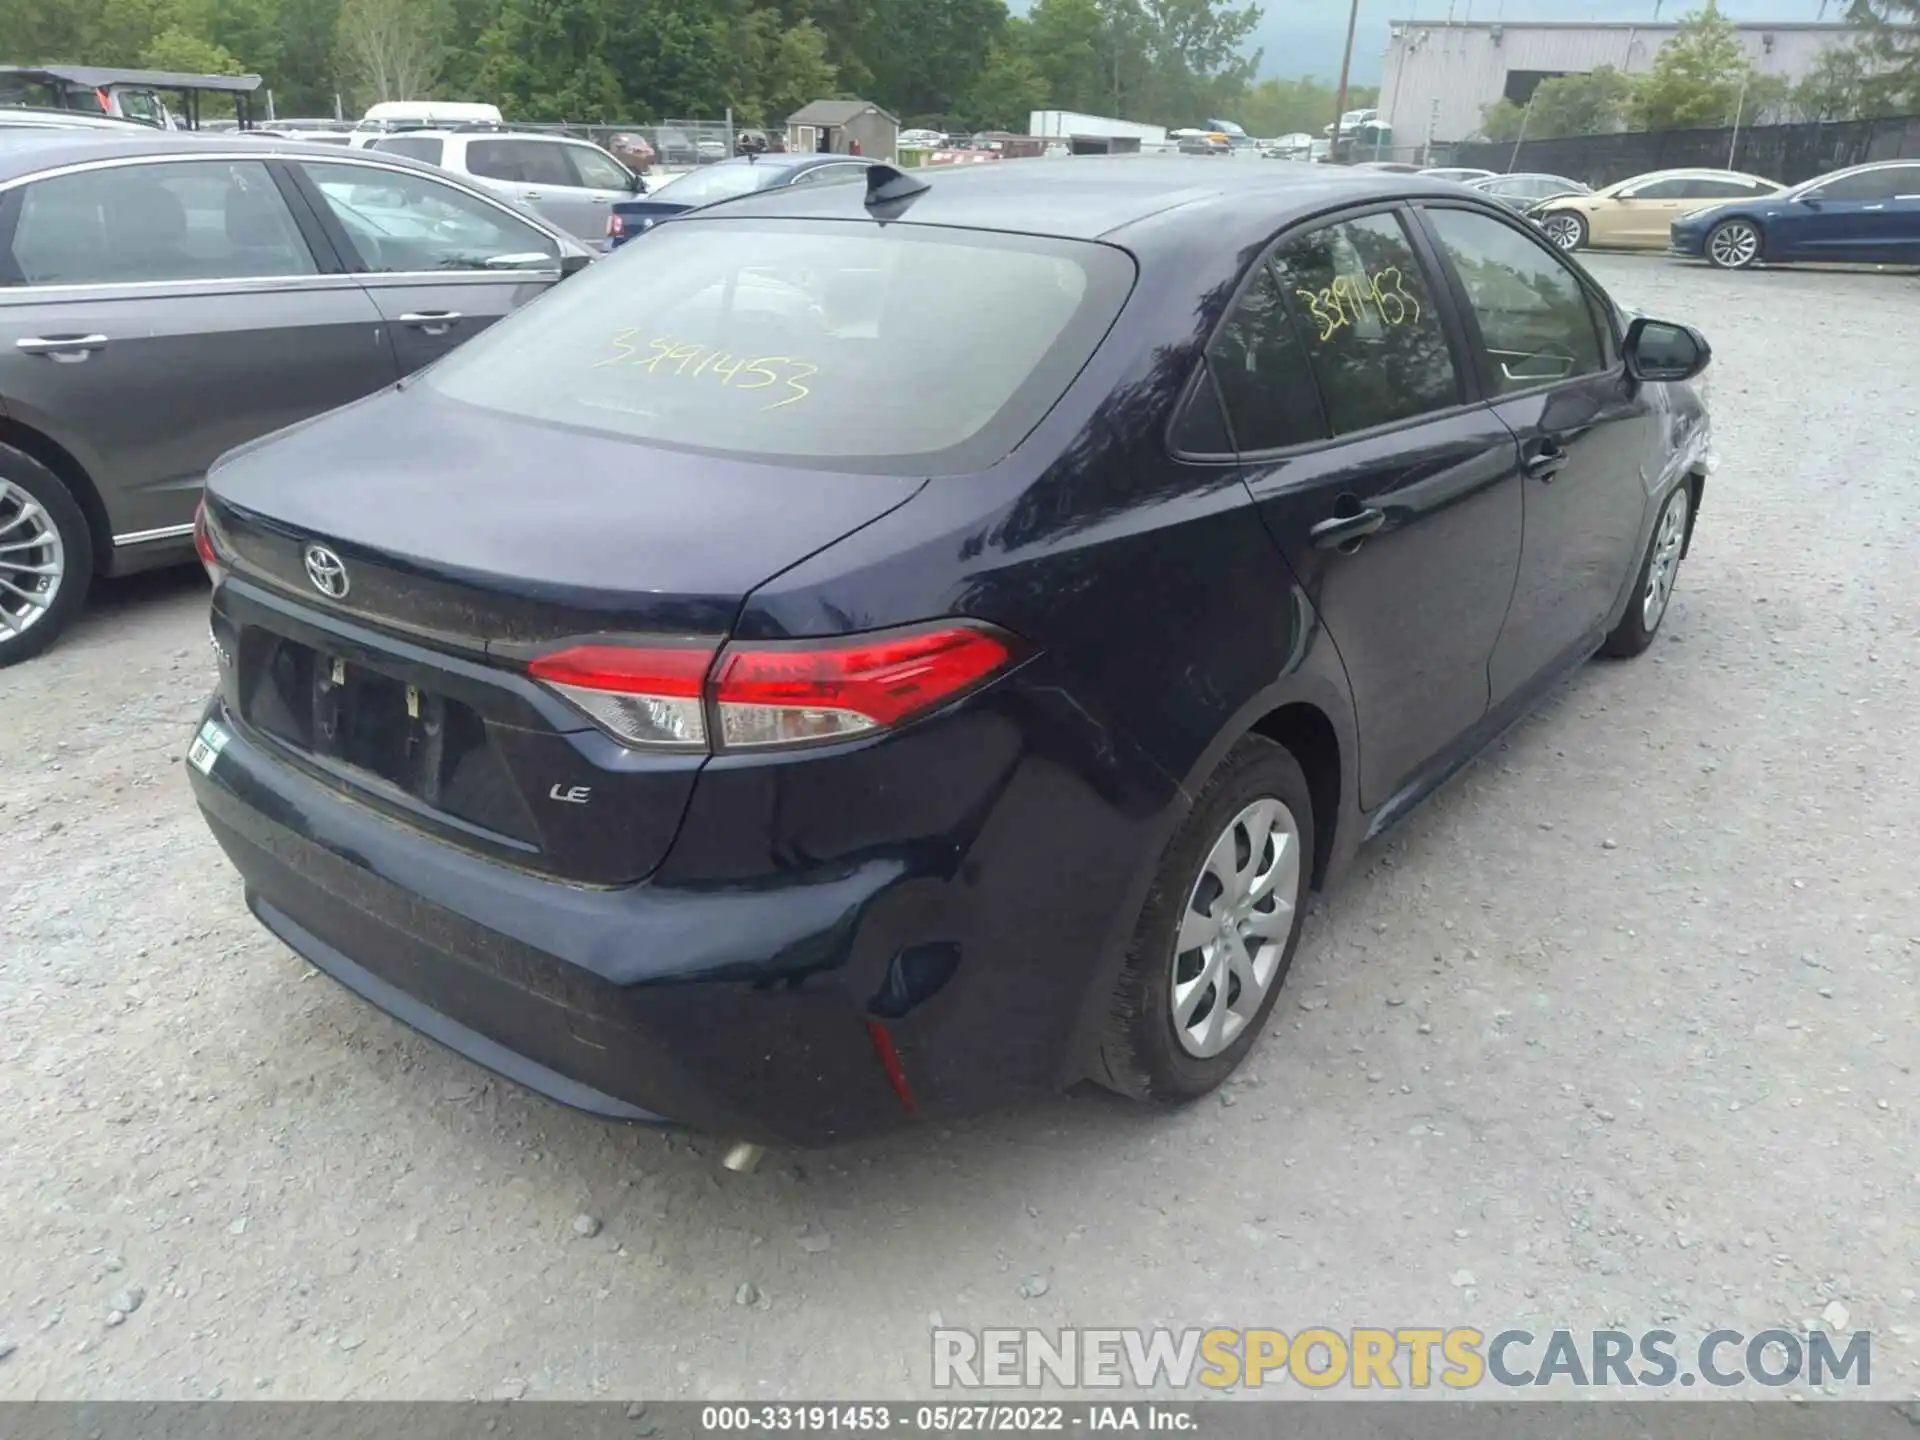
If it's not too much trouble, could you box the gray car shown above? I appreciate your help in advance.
[363,129,644,241]
[0,131,594,664]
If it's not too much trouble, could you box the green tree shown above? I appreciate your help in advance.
[140,24,247,71]
[958,19,1049,129]
[1628,2,1761,130]
[731,11,839,124]
[1022,0,1114,114]
[860,0,1008,121]
[1238,75,1338,137]
[1474,97,1526,142]
[1524,65,1633,138]
[474,0,623,119]
[1790,42,1876,119]
[1848,0,1920,114]
[336,0,447,102]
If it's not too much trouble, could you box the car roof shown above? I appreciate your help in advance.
[692,153,1473,243]
[370,128,598,143]
[1619,167,1777,182]
[0,129,481,182]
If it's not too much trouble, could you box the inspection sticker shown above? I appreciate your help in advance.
[187,718,232,777]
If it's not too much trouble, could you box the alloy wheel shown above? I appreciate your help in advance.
[1708,220,1761,269]
[1170,797,1301,1059]
[1643,486,1690,633]
[1542,213,1583,250]
[0,479,65,639]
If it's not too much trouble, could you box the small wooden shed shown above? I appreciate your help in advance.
[786,99,899,163]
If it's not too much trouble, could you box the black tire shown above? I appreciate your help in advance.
[1542,211,1588,252]
[1705,217,1763,270]
[1601,480,1692,659]
[1095,735,1315,1104]
[0,443,93,668]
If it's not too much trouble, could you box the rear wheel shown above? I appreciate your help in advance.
[0,445,92,667]
[1542,211,1587,252]
[1706,218,1763,269]
[1096,736,1314,1103]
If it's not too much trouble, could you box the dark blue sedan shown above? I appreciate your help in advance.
[189,159,1713,1149]
[1670,159,1920,268]
[604,151,872,247]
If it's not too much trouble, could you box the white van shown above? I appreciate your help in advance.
[350,100,504,145]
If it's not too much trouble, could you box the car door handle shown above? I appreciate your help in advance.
[1524,442,1569,481]
[399,311,462,335]
[1310,507,1386,551]
[16,334,109,361]
[521,190,544,200]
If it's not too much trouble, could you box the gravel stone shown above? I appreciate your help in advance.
[571,1214,602,1239]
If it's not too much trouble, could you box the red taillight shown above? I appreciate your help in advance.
[526,643,716,750]
[526,623,1017,752]
[713,625,1014,749]
[193,499,226,586]
[606,212,624,238]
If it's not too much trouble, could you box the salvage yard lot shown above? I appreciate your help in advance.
[2,254,1917,1401]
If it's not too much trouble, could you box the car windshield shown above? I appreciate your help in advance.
[649,163,780,205]
[425,218,1136,474]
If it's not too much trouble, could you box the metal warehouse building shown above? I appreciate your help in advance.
[1378,19,1857,147]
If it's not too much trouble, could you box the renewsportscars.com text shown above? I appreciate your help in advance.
[932,1327,1871,1391]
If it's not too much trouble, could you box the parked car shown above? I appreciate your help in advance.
[365,129,644,240]
[1667,159,1920,269]
[187,157,1712,1149]
[1351,160,1422,174]
[899,128,948,149]
[652,128,699,166]
[1176,134,1230,156]
[1261,133,1315,160]
[0,131,593,664]
[348,100,503,146]
[603,151,871,247]
[606,132,656,172]
[1529,167,1781,252]
[1420,166,1496,183]
[696,136,729,163]
[1468,172,1592,212]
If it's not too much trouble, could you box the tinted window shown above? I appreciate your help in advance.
[302,161,558,272]
[424,220,1135,474]
[565,144,630,190]
[1267,212,1460,436]
[1423,207,1605,395]
[1205,265,1325,452]
[7,160,316,285]
[1809,166,1920,201]
[466,139,574,187]
[1623,177,1689,199]
[372,135,445,165]
[1690,176,1768,198]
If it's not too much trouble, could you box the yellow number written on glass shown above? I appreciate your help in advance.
[1294,266,1424,343]
[593,333,818,409]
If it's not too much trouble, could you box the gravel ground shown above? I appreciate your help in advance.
[1,254,1916,1403]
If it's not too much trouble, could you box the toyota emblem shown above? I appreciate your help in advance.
[303,544,350,599]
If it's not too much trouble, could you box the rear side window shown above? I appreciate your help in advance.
[1809,166,1919,201]
[1267,211,1460,437]
[424,219,1135,475]
[1422,207,1605,394]
[565,144,630,190]
[6,159,316,285]
[466,139,573,187]
[1204,265,1325,452]
[371,135,444,166]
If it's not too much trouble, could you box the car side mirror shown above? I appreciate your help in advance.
[626,172,645,194]
[1624,317,1711,383]
[1798,193,1822,208]
[559,251,594,278]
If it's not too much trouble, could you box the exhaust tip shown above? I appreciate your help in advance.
[721,1142,765,1174]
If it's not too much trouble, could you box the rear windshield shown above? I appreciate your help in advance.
[424,218,1136,474]
[650,163,777,206]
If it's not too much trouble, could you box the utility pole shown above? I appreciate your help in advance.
[1332,0,1362,163]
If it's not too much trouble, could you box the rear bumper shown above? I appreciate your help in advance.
[190,696,927,1147]
[188,665,1176,1146]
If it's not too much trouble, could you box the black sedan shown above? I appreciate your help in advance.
[1470,171,1592,212]
[604,151,873,247]
[189,158,1713,1149]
